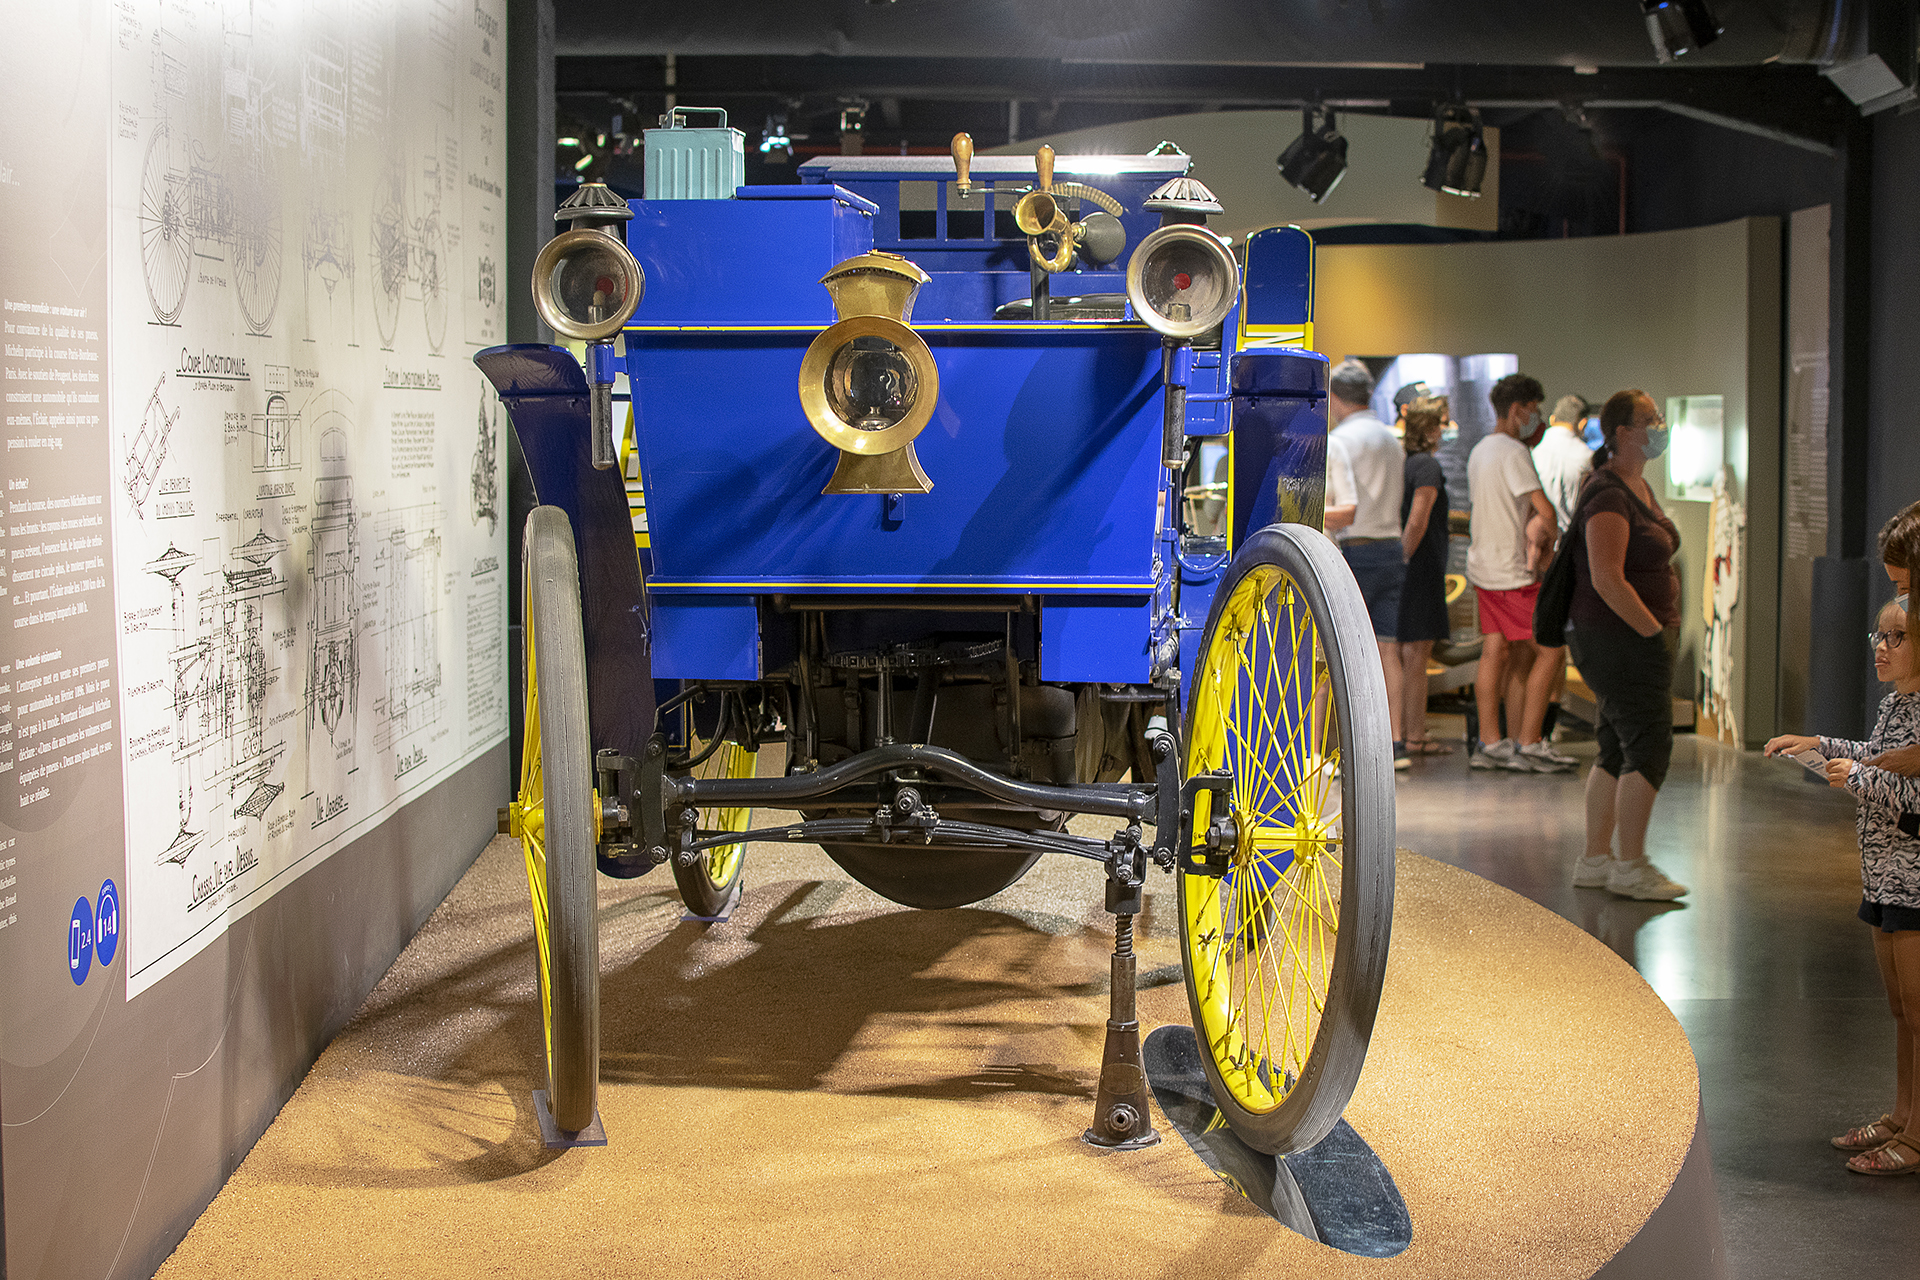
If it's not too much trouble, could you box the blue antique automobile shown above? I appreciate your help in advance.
[479,126,1393,1158]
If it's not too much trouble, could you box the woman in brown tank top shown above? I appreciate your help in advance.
[1567,390,1688,902]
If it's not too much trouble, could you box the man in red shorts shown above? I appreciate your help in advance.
[1467,373,1570,773]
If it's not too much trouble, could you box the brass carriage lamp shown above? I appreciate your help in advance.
[799,252,941,495]
[531,180,646,469]
[1127,176,1236,470]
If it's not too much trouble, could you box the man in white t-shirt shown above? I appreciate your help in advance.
[1534,394,1595,531]
[1530,394,1595,750]
[1323,359,1409,768]
[1466,373,1570,774]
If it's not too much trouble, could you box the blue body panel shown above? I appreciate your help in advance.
[1231,348,1331,544]
[1174,347,1331,692]
[651,595,760,680]
[625,188,876,326]
[1242,226,1316,331]
[1041,596,1152,682]
[629,328,1165,596]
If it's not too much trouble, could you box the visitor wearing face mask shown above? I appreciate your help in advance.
[1466,372,1569,772]
[1567,390,1687,899]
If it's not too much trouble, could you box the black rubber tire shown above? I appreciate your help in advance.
[524,505,600,1132]
[670,735,752,918]
[1176,522,1395,1156]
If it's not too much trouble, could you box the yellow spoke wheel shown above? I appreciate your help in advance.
[671,732,757,917]
[1178,523,1394,1156]
[512,506,600,1133]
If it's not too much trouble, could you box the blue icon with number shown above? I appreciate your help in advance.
[95,880,120,967]
[69,896,94,985]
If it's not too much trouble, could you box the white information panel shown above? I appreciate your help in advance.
[108,0,508,996]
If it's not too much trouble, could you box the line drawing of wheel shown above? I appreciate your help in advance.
[514,505,600,1132]
[420,216,448,353]
[139,123,193,324]
[370,182,405,346]
[1177,522,1395,1156]
[233,157,283,335]
[672,735,754,917]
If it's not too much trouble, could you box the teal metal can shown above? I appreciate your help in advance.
[643,107,745,200]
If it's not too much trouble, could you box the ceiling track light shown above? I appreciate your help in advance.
[1421,104,1487,198]
[1641,0,1722,62]
[1277,105,1348,204]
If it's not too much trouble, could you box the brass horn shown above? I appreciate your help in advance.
[1012,144,1073,274]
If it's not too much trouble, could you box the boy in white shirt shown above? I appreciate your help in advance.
[1467,373,1572,773]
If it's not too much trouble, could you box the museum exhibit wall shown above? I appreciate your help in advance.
[1777,204,1829,739]
[0,0,510,1276]
[990,109,1499,242]
[1311,218,1784,747]
[1861,109,1920,707]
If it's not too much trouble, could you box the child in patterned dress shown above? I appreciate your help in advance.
[1768,595,1920,1174]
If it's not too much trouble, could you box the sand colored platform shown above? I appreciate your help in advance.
[155,832,1700,1279]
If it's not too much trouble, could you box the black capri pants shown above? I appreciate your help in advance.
[1569,626,1677,789]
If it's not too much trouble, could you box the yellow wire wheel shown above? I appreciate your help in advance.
[671,731,757,917]
[1178,523,1394,1156]
[517,506,601,1133]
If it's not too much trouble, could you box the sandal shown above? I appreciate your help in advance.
[1832,1114,1900,1151]
[1404,739,1454,756]
[1846,1133,1920,1176]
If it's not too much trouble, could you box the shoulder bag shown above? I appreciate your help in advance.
[1531,472,1621,646]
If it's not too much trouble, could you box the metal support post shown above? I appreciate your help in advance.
[1085,901,1160,1150]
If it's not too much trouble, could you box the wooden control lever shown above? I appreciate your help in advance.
[951,132,974,197]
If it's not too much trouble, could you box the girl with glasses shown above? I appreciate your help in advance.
[1768,594,1920,1173]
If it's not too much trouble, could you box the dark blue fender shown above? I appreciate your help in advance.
[476,344,654,763]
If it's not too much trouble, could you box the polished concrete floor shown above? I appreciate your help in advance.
[1397,713,1917,1279]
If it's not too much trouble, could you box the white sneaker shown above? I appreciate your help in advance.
[1471,738,1521,771]
[1534,739,1579,766]
[1572,854,1614,888]
[1518,741,1577,773]
[1606,858,1688,901]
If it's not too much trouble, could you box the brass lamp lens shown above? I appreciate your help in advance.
[826,336,918,430]
[532,227,645,341]
[1141,245,1224,321]
[1126,225,1238,339]
[549,241,632,330]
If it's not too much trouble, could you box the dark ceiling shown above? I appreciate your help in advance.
[549,0,1908,234]
[555,0,1857,66]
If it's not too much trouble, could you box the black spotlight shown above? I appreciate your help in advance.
[1277,106,1348,203]
[1420,104,1487,198]
[1641,0,1722,61]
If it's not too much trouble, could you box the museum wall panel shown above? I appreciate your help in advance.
[1311,219,1784,745]
[0,0,509,1275]
[1868,111,1920,603]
